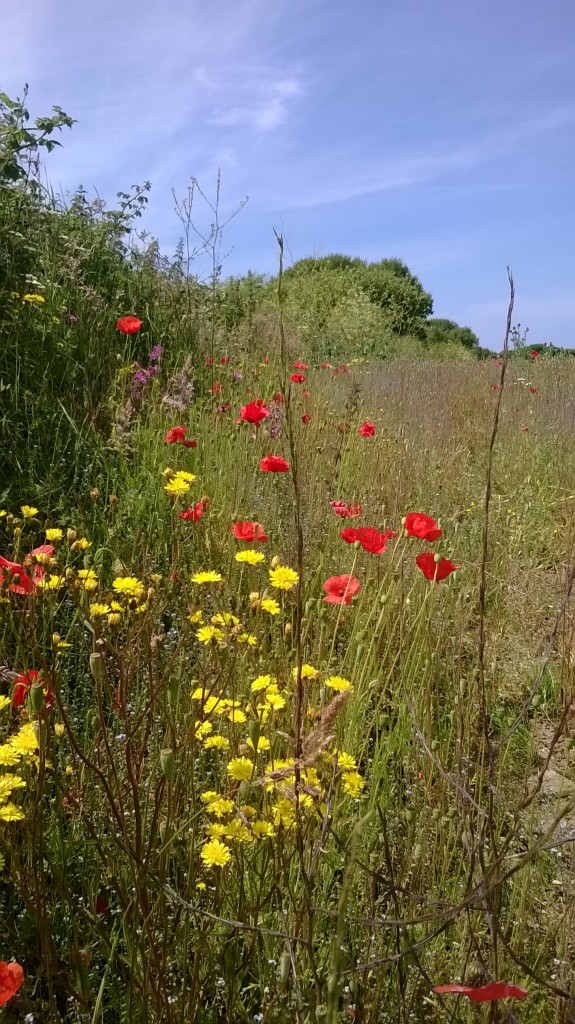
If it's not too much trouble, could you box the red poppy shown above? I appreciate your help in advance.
[205,357,214,366]
[340,526,397,554]
[433,982,528,1003]
[323,574,361,605]
[164,426,187,444]
[330,500,362,518]
[179,502,205,522]
[220,355,230,364]
[0,556,35,595]
[321,362,331,370]
[272,392,284,404]
[218,403,232,413]
[403,512,442,542]
[293,361,308,370]
[116,315,142,334]
[491,384,500,391]
[232,521,268,542]
[358,421,375,437]
[259,455,290,473]
[0,961,24,1007]
[210,382,222,396]
[12,669,40,708]
[182,438,197,448]
[416,552,460,581]
[338,364,349,373]
[290,373,306,384]
[529,350,540,359]
[240,400,270,424]
[301,413,311,424]
[530,387,538,394]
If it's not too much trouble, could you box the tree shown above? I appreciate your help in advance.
[424,318,479,350]
[0,85,74,184]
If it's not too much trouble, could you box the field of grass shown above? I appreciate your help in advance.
[1,102,575,1020]
[2,292,575,1022]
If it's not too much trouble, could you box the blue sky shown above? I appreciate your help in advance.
[2,0,575,347]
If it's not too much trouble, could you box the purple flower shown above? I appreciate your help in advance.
[149,345,164,362]
[233,370,243,381]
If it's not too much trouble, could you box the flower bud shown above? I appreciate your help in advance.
[89,653,105,686]
[434,552,442,563]
[13,526,22,538]
[54,723,65,738]
[29,681,45,713]
[160,748,175,782]
[270,555,280,569]
[67,529,77,543]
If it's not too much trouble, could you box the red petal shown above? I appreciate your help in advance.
[433,982,528,1002]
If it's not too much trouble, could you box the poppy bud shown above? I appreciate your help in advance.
[89,653,105,686]
[13,526,22,538]
[33,719,47,747]
[284,623,292,635]
[30,681,45,713]
[279,951,291,985]
[434,553,442,564]
[65,764,74,776]
[271,555,280,569]
[160,748,175,782]
[6,514,14,524]
[67,529,77,543]
[90,488,100,499]
[162,467,175,479]
[54,723,65,738]
[248,719,260,748]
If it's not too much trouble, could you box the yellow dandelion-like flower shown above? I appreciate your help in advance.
[191,570,223,585]
[196,625,225,645]
[52,634,72,649]
[211,612,239,627]
[37,574,66,591]
[22,293,45,304]
[164,477,191,497]
[247,735,271,752]
[227,756,254,782]
[0,510,6,518]
[239,804,257,819]
[269,566,299,591]
[250,674,276,693]
[194,720,213,740]
[205,798,235,818]
[90,603,111,617]
[203,734,230,750]
[200,790,219,804]
[174,471,196,483]
[112,577,145,600]
[200,839,231,867]
[260,598,281,615]
[20,505,39,519]
[265,691,286,712]
[207,822,228,839]
[54,723,65,738]
[0,803,25,822]
[71,536,91,550]
[272,799,296,829]
[0,775,26,803]
[0,696,11,713]
[45,528,63,542]
[334,751,357,771]
[341,771,365,797]
[293,664,319,680]
[236,632,257,647]
[78,568,99,591]
[107,613,122,626]
[227,708,247,724]
[188,610,204,625]
[0,745,21,767]
[10,723,38,757]
[252,820,276,839]
[196,880,206,890]
[235,550,265,566]
[325,675,353,693]
[224,820,253,843]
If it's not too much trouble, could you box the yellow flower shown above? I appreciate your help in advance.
[341,771,365,797]
[269,566,299,591]
[325,675,353,693]
[188,610,204,625]
[0,510,6,518]
[207,822,228,838]
[52,634,72,649]
[0,745,21,767]
[107,613,122,626]
[191,571,223,585]
[90,603,111,617]
[272,799,296,829]
[196,881,206,891]
[250,674,276,693]
[22,293,45,304]
[174,471,196,483]
[292,664,319,680]
[0,803,25,822]
[211,612,239,627]
[247,735,271,752]
[200,790,219,804]
[37,574,65,591]
[227,756,254,782]
[252,820,275,839]
[45,528,63,542]
[260,598,281,615]
[112,576,145,600]
[224,820,253,843]
[334,751,357,771]
[236,632,257,646]
[203,734,230,750]
[235,550,265,566]
[200,839,231,867]
[9,723,38,757]
[265,691,286,711]
[0,775,25,802]
[196,625,225,645]
[20,505,38,519]
[164,477,191,497]
[227,707,247,724]
[78,568,98,591]
[205,798,235,818]
[71,536,91,550]
[239,804,257,819]
[195,720,213,740]
[54,723,65,738]
[0,696,11,713]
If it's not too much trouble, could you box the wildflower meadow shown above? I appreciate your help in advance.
[1,89,575,1023]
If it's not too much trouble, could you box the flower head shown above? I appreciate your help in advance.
[433,982,528,1003]
[116,315,142,334]
[191,570,223,585]
[240,400,270,424]
[235,550,266,565]
[325,675,353,693]
[402,512,442,542]
[269,566,299,591]
[0,556,35,595]
[0,962,24,1007]
[330,500,362,518]
[180,501,205,522]
[416,552,460,581]
[20,505,38,519]
[113,577,145,600]
[323,575,361,605]
[358,421,375,437]
[164,426,187,444]
[200,839,231,867]
[232,521,268,543]
[259,455,290,473]
[45,528,63,542]
[340,526,397,554]
[227,756,254,782]
[293,361,308,369]
[197,625,225,645]
[260,598,280,615]
[290,373,306,384]
[12,670,39,709]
